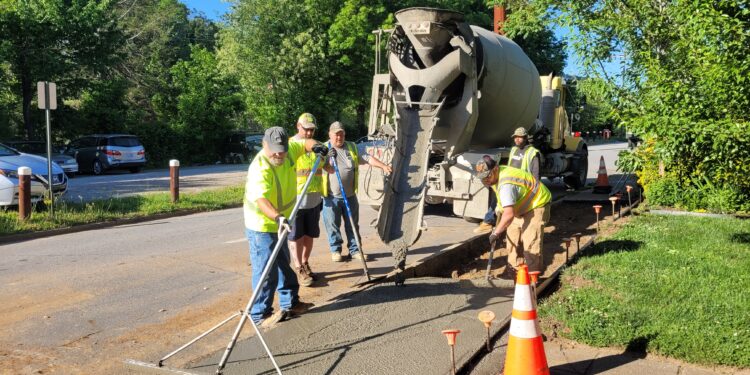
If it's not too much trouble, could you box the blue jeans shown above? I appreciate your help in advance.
[245,229,299,323]
[484,191,497,225]
[322,195,360,255]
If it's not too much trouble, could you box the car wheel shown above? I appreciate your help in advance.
[92,160,104,175]
[129,167,141,173]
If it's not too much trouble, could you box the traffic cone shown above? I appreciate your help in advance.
[592,156,612,194]
[504,265,549,375]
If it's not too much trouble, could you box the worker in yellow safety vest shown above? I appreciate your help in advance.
[475,127,541,234]
[289,113,324,287]
[475,155,551,279]
[243,126,333,326]
[321,121,392,262]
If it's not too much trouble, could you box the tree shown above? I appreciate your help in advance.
[0,0,122,139]
[503,0,750,211]
[165,46,244,163]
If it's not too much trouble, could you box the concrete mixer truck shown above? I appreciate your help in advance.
[358,8,587,272]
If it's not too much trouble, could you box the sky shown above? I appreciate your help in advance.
[178,1,620,78]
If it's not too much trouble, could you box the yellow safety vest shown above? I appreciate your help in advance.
[495,167,551,216]
[295,150,323,194]
[322,141,358,197]
[243,140,305,232]
[508,145,540,173]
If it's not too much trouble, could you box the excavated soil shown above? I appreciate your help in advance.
[453,202,630,281]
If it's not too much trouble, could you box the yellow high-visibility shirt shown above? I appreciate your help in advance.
[243,139,306,232]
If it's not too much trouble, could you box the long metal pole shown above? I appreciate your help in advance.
[329,153,371,281]
[216,155,322,374]
[44,82,53,217]
[158,312,240,366]
[485,235,497,281]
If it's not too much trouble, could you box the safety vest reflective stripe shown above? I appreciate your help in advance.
[497,167,550,215]
[509,318,540,339]
[508,146,540,172]
[296,169,323,176]
[265,155,294,212]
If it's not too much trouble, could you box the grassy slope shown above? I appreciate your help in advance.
[541,214,750,367]
[0,185,244,235]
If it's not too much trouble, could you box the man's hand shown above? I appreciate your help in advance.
[327,147,337,158]
[311,144,329,157]
[488,230,500,244]
[276,215,291,236]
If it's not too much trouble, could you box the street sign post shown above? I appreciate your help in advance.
[37,81,57,216]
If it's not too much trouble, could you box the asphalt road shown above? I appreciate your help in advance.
[0,142,628,373]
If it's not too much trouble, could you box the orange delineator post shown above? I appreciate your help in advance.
[504,265,549,375]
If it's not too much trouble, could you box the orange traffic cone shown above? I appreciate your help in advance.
[592,156,612,194]
[504,265,549,375]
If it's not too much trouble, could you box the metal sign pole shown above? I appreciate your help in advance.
[45,82,53,216]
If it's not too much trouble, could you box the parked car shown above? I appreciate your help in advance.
[5,140,79,176]
[0,142,67,206]
[221,131,263,164]
[64,134,146,175]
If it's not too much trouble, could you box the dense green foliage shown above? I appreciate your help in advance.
[541,214,750,367]
[502,1,750,212]
[0,0,565,165]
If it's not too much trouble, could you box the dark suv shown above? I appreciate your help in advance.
[221,131,263,164]
[65,134,146,175]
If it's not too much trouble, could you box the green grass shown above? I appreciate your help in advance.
[0,185,244,236]
[541,214,750,367]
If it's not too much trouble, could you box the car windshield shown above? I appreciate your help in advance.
[110,137,141,147]
[13,142,47,154]
[0,144,19,157]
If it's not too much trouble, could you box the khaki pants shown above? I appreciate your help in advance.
[505,205,550,273]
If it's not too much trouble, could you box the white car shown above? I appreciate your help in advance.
[0,143,67,206]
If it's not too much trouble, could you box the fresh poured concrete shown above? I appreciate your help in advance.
[190,278,516,375]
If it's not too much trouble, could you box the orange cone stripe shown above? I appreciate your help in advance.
[512,309,537,320]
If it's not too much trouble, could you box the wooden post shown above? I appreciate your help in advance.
[170,160,179,203]
[18,167,31,220]
[494,5,506,35]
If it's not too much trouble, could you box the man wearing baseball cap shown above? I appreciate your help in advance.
[475,127,541,234]
[321,121,392,262]
[289,113,323,287]
[475,155,551,279]
[243,125,333,326]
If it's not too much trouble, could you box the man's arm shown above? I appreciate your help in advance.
[360,154,393,174]
[256,197,281,221]
[491,205,515,238]
[530,154,540,180]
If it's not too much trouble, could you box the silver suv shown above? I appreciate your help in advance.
[65,134,146,175]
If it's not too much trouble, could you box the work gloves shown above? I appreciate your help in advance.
[488,231,499,244]
[312,143,337,159]
[276,215,291,237]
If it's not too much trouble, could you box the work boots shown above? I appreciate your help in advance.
[296,266,313,287]
[303,262,317,281]
[473,222,493,234]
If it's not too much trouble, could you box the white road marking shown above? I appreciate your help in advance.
[223,238,247,244]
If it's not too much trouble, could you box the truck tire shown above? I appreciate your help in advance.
[564,146,588,190]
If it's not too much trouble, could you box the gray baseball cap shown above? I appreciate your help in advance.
[329,121,345,133]
[263,126,289,153]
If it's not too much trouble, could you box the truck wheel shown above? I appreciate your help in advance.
[564,147,588,189]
